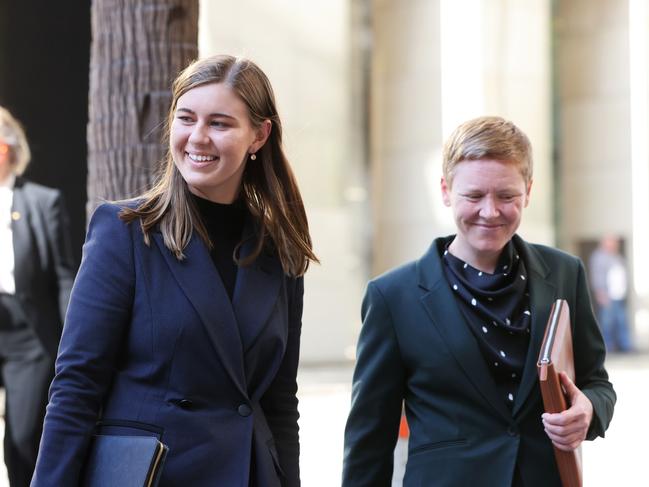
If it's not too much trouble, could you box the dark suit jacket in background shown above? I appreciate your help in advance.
[343,235,615,487]
[11,177,75,358]
[31,203,303,487]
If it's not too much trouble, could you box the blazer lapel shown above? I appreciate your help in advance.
[11,182,35,291]
[153,231,247,397]
[512,236,556,416]
[418,239,512,421]
[231,222,283,350]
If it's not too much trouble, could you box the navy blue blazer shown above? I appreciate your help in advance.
[32,203,303,487]
[343,235,615,487]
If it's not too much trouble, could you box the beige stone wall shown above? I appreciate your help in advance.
[628,0,649,340]
[199,0,367,363]
[370,0,553,278]
[556,0,649,346]
[197,0,557,361]
[440,0,553,245]
[370,0,443,274]
[556,0,632,254]
[197,0,649,359]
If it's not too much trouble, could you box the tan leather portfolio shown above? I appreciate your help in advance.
[537,299,582,487]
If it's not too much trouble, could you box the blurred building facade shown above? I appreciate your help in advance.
[199,0,648,361]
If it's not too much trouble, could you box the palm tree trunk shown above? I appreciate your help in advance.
[86,0,198,218]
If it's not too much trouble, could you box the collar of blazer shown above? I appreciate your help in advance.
[152,217,283,398]
[416,234,557,420]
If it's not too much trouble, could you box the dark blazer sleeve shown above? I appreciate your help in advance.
[342,280,405,487]
[260,276,304,487]
[32,203,135,486]
[572,259,616,439]
[44,190,75,320]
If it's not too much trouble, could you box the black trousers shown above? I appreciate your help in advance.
[0,294,53,487]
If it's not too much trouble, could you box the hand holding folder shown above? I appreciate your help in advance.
[537,299,582,487]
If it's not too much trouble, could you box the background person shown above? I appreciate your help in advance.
[343,116,616,486]
[589,235,633,352]
[0,106,75,487]
[32,55,317,487]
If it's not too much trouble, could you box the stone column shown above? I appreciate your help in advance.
[628,0,649,344]
[555,0,649,348]
[440,0,553,245]
[199,0,368,363]
[556,0,631,253]
[370,0,553,276]
[370,0,444,274]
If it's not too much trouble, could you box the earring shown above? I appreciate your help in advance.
[250,153,257,160]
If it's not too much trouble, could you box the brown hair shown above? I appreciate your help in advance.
[0,106,31,175]
[120,55,318,276]
[443,116,533,186]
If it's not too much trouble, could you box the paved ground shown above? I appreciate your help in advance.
[297,352,649,486]
[0,352,645,486]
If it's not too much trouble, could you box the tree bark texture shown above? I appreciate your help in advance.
[86,0,198,219]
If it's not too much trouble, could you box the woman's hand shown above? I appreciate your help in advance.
[541,372,594,451]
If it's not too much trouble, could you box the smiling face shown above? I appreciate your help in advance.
[441,158,532,272]
[170,82,269,204]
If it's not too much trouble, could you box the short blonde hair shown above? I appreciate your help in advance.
[443,116,532,186]
[0,106,31,175]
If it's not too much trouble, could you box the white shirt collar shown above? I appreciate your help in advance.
[0,173,15,294]
[0,173,16,190]
[0,173,15,217]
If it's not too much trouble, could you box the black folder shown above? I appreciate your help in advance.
[81,434,168,487]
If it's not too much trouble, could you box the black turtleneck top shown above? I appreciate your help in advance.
[191,194,247,301]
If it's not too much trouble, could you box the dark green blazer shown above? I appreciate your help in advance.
[343,235,615,487]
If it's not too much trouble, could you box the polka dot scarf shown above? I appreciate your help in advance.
[442,240,531,409]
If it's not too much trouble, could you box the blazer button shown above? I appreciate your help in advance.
[507,425,519,437]
[238,404,252,417]
[178,399,193,410]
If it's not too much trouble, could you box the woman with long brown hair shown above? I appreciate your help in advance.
[32,55,316,487]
